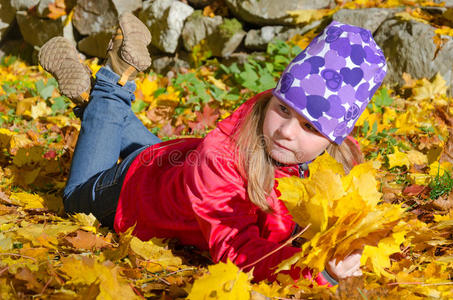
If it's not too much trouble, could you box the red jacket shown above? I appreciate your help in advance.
[115,89,334,284]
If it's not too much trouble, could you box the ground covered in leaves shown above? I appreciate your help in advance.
[0,2,453,299]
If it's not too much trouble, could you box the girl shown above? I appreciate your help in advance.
[39,14,386,285]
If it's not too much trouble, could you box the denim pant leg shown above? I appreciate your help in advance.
[63,66,161,227]
[120,110,162,159]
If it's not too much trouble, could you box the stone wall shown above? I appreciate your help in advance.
[1,0,453,89]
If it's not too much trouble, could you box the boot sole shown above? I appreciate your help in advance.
[119,12,152,72]
[38,37,91,104]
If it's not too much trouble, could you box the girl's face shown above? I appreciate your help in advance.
[262,96,331,165]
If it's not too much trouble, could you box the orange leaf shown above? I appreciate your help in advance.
[65,230,111,250]
[47,0,67,20]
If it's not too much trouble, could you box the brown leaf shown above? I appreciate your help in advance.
[146,105,174,124]
[15,267,43,292]
[403,184,427,196]
[158,123,185,138]
[65,230,111,250]
[432,192,453,211]
[0,189,12,205]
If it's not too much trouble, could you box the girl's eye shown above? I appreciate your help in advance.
[279,105,289,114]
[304,122,316,132]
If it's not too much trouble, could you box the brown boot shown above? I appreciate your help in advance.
[38,37,92,105]
[106,12,152,86]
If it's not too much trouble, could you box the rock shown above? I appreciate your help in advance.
[111,0,141,15]
[62,14,77,45]
[333,8,394,33]
[225,0,333,25]
[244,24,319,51]
[205,18,245,57]
[151,52,191,74]
[0,0,16,40]
[72,0,117,35]
[10,0,39,10]
[139,0,194,54]
[245,26,285,50]
[78,31,111,58]
[36,0,54,17]
[374,18,453,89]
[188,0,213,8]
[16,11,63,47]
[181,10,222,51]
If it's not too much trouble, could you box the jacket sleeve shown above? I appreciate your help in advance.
[184,150,332,284]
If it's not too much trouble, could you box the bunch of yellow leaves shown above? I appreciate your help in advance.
[276,152,406,277]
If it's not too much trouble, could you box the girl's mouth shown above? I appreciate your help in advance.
[274,141,291,152]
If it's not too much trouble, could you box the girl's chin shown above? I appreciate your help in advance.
[268,149,300,165]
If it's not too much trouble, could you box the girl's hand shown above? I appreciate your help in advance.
[325,250,362,281]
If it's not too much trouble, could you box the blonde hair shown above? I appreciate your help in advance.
[233,93,364,212]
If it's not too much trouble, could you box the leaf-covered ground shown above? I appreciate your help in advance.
[0,2,453,299]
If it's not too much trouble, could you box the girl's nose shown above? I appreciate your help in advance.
[278,117,302,140]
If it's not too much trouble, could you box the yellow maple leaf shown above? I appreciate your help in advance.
[138,76,158,100]
[429,161,452,177]
[187,260,252,300]
[407,149,428,165]
[252,281,289,299]
[278,155,344,239]
[9,192,45,209]
[408,172,431,185]
[287,9,333,24]
[0,128,16,148]
[412,73,447,101]
[59,255,140,299]
[130,236,182,272]
[387,147,410,169]
[341,162,381,207]
[395,10,430,24]
[361,231,406,278]
[70,213,99,233]
[31,101,52,119]
[12,146,45,168]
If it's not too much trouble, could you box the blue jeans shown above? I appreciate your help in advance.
[63,67,162,228]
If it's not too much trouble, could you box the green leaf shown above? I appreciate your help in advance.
[39,85,55,100]
[154,88,166,98]
[258,72,277,91]
[51,96,68,114]
[131,99,148,113]
[361,120,370,135]
[35,79,55,100]
[371,121,378,135]
[2,83,16,95]
[374,88,393,108]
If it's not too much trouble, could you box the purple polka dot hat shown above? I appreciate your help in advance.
[272,21,387,144]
